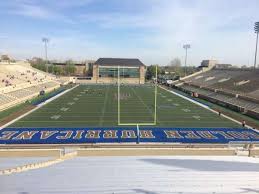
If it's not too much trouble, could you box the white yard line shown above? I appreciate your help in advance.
[0,85,79,130]
[131,87,154,116]
[129,87,158,125]
[159,86,256,130]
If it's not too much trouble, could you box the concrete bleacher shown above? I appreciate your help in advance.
[0,62,61,111]
[177,68,259,119]
[184,68,259,98]
[0,94,15,105]
[8,89,35,99]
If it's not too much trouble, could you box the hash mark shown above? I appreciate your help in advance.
[60,107,69,111]
[193,115,201,120]
[50,115,61,120]
[182,108,191,112]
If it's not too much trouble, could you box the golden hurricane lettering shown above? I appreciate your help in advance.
[40,131,59,139]
[180,130,201,139]
[73,130,85,139]
[0,131,19,140]
[1,128,259,143]
[103,130,118,138]
[196,131,218,139]
[211,131,235,139]
[164,130,218,139]
[12,130,39,140]
[164,130,184,138]
[139,130,155,138]
[227,131,250,139]
[85,130,101,138]
[56,130,73,139]
[241,131,259,139]
[121,130,137,138]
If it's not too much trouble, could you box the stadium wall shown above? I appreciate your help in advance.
[180,66,213,81]
[77,148,236,156]
[0,149,61,157]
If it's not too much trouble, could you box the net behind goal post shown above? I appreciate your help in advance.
[117,65,158,127]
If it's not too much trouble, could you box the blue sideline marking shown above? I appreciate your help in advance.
[0,127,259,144]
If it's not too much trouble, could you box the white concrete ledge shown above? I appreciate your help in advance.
[77,148,236,157]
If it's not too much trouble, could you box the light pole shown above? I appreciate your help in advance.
[183,44,191,77]
[254,22,259,69]
[42,37,49,72]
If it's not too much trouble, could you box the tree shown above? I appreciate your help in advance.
[68,65,76,75]
[47,64,54,73]
[32,64,47,72]
[169,58,182,67]
[64,64,76,76]
[65,59,74,66]
[168,58,184,76]
[30,57,45,66]
[146,65,162,80]
[53,65,62,75]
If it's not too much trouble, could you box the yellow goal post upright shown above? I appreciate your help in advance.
[117,65,158,143]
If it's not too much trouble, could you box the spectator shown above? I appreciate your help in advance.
[242,120,246,128]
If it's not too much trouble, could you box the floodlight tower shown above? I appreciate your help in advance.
[42,37,49,72]
[254,22,259,69]
[183,44,191,77]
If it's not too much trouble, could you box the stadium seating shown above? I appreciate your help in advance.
[0,94,15,105]
[183,68,259,98]
[0,63,61,111]
[176,68,259,119]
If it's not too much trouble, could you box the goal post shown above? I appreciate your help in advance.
[117,65,158,126]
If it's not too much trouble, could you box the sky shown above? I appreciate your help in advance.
[0,0,259,66]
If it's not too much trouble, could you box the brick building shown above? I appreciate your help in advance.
[92,58,146,84]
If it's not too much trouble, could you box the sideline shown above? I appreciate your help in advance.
[159,85,256,131]
[0,85,79,130]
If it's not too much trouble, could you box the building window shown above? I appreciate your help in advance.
[99,67,139,78]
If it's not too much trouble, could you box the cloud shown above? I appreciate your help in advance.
[87,0,258,65]
[1,0,259,66]
[80,12,156,29]
[53,0,94,8]
[5,1,78,24]
[10,3,54,19]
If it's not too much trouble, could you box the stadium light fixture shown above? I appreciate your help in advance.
[42,37,49,72]
[183,44,191,77]
[254,22,259,69]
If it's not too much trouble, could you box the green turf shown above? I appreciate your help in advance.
[0,102,30,122]
[10,84,241,128]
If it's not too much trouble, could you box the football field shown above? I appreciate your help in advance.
[10,84,240,128]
